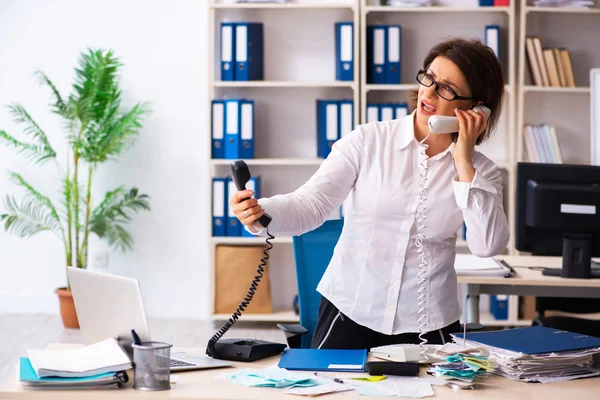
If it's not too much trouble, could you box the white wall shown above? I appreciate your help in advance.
[0,0,210,318]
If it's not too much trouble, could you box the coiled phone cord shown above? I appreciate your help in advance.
[415,134,431,362]
[205,229,274,357]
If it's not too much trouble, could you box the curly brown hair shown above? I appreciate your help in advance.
[409,37,505,145]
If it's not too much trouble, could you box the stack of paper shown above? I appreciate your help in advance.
[454,255,511,277]
[531,0,595,8]
[20,338,131,390]
[453,326,600,383]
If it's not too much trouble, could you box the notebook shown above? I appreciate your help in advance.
[278,349,367,372]
[454,326,600,355]
[27,337,132,378]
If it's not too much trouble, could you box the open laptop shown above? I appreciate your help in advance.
[67,267,233,372]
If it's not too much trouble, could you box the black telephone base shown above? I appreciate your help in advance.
[212,338,287,362]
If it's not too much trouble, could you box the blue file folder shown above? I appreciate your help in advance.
[212,178,228,237]
[220,22,236,81]
[455,326,600,355]
[335,22,354,81]
[226,178,241,236]
[485,25,500,60]
[278,349,367,372]
[240,176,260,238]
[386,25,401,84]
[239,99,255,159]
[395,103,409,119]
[211,100,225,159]
[380,104,394,122]
[316,100,339,158]
[489,295,508,320]
[224,100,240,160]
[367,26,386,84]
[235,23,264,81]
[366,103,380,123]
[338,99,353,139]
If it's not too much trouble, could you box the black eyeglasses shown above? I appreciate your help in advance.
[416,70,474,102]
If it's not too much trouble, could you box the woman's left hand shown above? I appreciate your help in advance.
[453,108,488,181]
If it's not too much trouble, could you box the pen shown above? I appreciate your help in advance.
[131,329,142,345]
[314,372,344,384]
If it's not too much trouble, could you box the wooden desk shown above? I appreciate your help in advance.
[457,256,600,324]
[2,345,600,399]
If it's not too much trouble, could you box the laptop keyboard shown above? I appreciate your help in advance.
[170,358,195,368]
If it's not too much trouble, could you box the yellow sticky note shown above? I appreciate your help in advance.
[350,375,387,382]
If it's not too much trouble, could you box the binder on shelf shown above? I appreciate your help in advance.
[380,104,394,122]
[241,176,260,238]
[335,22,354,82]
[316,100,339,159]
[235,22,264,81]
[494,0,509,5]
[239,99,254,159]
[489,295,508,320]
[226,178,241,237]
[211,100,225,159]
[367,103,380,123]
[339,99,353,139]
[485,25,500,60]
[212,177,228,237]
[225,99,240,160]
[395,103,408,120]
[386,25,401,84]
[220,22,236,81]
[479,0,494,5]
[367,26,386,84]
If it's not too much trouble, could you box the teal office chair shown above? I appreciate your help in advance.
[277,219,344,348]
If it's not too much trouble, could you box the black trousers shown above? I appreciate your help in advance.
[311,296,462,349]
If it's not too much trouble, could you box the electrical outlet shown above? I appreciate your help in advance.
[92,251,109,269]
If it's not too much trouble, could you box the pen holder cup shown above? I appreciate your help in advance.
[132,341,173,391]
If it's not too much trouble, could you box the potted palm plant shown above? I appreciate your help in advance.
[0,49,151,328]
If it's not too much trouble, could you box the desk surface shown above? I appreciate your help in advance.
[2,344,600,400]
[457,255,600,288]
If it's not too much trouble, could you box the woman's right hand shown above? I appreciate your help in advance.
[229,189,265,227]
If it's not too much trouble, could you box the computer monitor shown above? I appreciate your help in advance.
[516,162,600,278]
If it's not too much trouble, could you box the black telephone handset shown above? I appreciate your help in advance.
[230,160,272,228]
[205,160,286,362]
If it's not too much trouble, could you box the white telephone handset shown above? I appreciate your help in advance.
[428,105,491,134]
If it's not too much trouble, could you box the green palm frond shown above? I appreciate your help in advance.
[69,49,122,127]
[0,195,62,238]
[8,171,62,225]
[0,130,56,165]
[35,71,70,117]
[81,102,151,163]
[89,187,150,251]
[7,104,57,161]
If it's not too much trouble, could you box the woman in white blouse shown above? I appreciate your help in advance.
[230,38,510,349]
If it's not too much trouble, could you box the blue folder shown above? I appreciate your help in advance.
[278,349,367,372]
[240,176,260,238]
[220,23,236,81]
[386,25,401,84]
[212,177,227,237]
[235,23,264,81]
[316,99,339,159]
[19,357,122,385]
[211,100,225,159]
[367,26,386,84]
[224,99,240,160]
[335,22,354,81]
[239,99,255,159]
[455,326,600,355]
[485,25,500,60]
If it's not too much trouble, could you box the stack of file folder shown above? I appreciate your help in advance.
[453,326,600,383]
[19,338,131,390]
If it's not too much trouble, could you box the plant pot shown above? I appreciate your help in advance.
[55,288,80,329]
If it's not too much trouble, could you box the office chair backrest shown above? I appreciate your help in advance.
[292,219,344,348]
